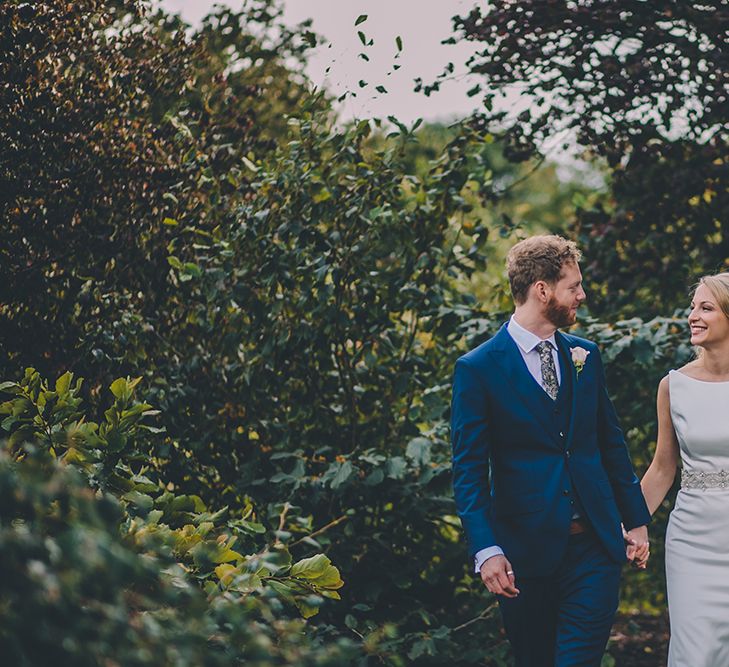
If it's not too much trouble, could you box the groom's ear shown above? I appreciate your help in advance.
[532,280,551,303]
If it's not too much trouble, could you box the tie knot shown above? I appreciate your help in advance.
[537,341,552,354]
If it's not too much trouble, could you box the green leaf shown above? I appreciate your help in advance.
[8,426,33,448]
[386,456,407,479]
[291,554,344,590]
[364,468,384,486]
[146,509,164,524]
[130,474,158,493]
[319,589,341,600]
[122,490,154,513]
[291,553,329,579]
[331,461,353,489]
[242,156,258,172]
[1,416,18,431]
[105,430,128,454]
[358,31,366,46]
[215,563,239,586]
[354,14,367,26]
[396,35,403,51]
[260,548,292,573]
[408,637,436,660]
[309,565,343,589]
[266,579,295,600]
[213,548,243,564]
[237,519,266,534]
[183,262,202,277]
[312,187,332,203]
[406,437,432,466]
[294,596,321,618]
[55,371,73,395]
[109,378,128,399]
[291,554,331,579]
[375,85,387,94]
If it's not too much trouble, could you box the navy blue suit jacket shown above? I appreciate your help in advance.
[451,324,650,577]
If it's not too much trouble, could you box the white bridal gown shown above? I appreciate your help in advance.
[665,370,729,666]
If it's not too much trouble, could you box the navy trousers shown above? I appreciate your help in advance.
[498,531,622,667]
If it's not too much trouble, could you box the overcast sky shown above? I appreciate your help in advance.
[158,0,486,124]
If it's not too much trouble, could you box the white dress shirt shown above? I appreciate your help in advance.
[473,315,562,574]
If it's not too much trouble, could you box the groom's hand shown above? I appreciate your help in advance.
[480,555,520,598]
[623,525,649,569]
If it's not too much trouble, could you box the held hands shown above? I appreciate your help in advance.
[480,555,520,598]
[623,524,650,569]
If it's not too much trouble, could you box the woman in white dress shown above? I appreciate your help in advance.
[640,272,729,667]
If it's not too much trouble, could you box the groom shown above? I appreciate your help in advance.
[451,235,650,666]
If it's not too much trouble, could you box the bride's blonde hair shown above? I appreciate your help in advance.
[696,272,729,320]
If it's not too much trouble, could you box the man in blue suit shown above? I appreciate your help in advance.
[451,235,650,666]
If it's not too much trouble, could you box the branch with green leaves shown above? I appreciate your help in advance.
[0,368,344,619]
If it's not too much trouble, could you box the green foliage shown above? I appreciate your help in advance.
[0,0,322,380]
[370,121,602,310]
[0,445,355,665]
[447,0,728,319]
[451,1,726,151]
[574,139,728,319]
[0,447,212,666]
[0,370,346,627]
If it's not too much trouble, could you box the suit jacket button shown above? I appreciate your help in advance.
[563,489,570,496]
[565,450,571,457]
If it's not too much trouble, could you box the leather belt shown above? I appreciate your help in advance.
[569,518,590,535]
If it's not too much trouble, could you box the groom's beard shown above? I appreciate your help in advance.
[546,297,576,329]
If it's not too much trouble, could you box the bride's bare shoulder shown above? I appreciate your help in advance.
[659,360,700,397]
[658,374,670,401]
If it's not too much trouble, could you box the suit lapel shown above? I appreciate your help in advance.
[556,331,579,449]
[490,324,561,446]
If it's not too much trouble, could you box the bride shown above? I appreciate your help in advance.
[640,272,729,666]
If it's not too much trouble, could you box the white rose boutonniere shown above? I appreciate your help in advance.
[571,346,590,378]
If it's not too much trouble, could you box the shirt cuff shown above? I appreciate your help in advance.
[474,546,504,574]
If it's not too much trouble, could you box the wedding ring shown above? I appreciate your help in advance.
[506,570,514,575]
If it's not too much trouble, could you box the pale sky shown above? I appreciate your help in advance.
[158,0,487,124]
[155,0,589,175]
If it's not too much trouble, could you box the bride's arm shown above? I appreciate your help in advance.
[640,375,680,515]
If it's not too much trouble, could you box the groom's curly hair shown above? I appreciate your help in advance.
[507,235,582,304]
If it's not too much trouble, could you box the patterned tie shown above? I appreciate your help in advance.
[537,341,559,400]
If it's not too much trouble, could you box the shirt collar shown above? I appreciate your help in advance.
[507,315,557,354]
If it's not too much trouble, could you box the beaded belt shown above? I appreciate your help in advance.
[681,469,729,490]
